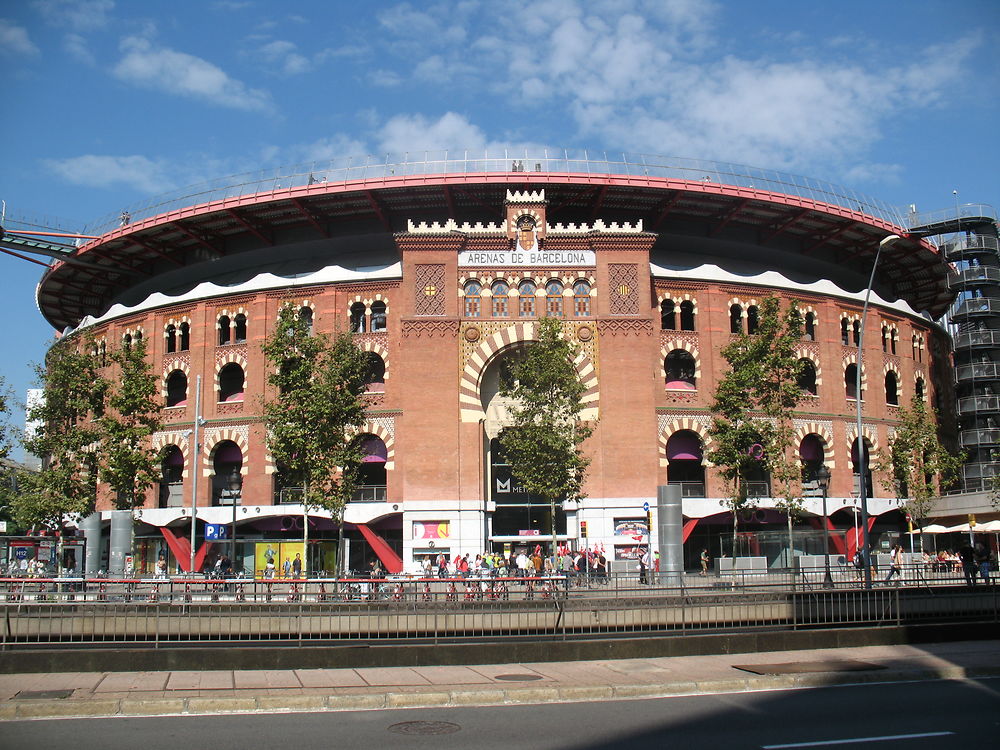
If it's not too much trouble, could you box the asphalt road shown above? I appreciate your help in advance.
[5,678,999,749]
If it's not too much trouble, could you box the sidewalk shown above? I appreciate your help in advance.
[2,639,998,720]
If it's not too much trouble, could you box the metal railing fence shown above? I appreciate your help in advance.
[1,566,995,648]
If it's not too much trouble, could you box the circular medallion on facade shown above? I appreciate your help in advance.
[464,326,480,342]
[577,325,593,342]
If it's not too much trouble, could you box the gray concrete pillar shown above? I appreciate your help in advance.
[109,510,133,577]
[79,512,103,577]
[657,485,683,588]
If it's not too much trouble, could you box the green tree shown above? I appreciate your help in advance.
[0,376,20,532]
[99,336,163,509]
[877,393,963,528]
[16,336,108,529]
[708,296,804,559]
[262,304,370,575]
[498,317,594,554]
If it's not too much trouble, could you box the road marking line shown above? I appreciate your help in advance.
[762,731,955,748]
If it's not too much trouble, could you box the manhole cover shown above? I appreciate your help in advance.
[388,721,461,736]
[494,673,543,681]
[16,690,74,700]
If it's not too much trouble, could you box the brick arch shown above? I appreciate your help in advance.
[656,291,699,315]
[659,419,712,468]
[205,430,250,476]
[152,432,192,479]
[355,422,396,471]
[794,423,836,469]
[216,305,248,321]
[357,339,390,381]
[163,315,191,334]
[161,358,191,399]
[660,339,701,385]
[913,372,928,402]
[795,347,823,387]
[121,325,145,343]
[882,362,903,402]
[845,424,880,455]
[842,352,868,393]
[727,296,759,318]
[459,321,599,422]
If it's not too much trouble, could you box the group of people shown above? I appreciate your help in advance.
[414,546,610,582]
[261,553,302,580]
[852,540,995,586]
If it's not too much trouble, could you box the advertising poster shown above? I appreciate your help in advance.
[279,542,304,577]
[412,521,450,540]
[614,518,648,538]
[614,545,645,561]
[255,542,281,578]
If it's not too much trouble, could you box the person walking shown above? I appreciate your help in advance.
[700,549,710,576]
[638,547,649,584]
[974,542,993,585]
[959,543,977,586]
[883,543,903,585]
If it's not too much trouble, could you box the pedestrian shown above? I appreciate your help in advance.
[283,557,292,579]
[292,552,302,578]
[959,543,977,586]
[120,210,131,227]
[700,548,710,576]
[638,547,649,584]
[974,542,993,585]
[264,557,276,579]
[883,543,903,585]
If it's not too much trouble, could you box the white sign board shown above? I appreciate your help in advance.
[458,249,595,267]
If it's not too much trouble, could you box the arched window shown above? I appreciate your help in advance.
[492,281,509,318]
[664,350,696,390]
[680,300,695,331]
[370,301,387,331]
[165,324,177,354]
[885,371,899,405]
[546,280,564,317]
[179,322,190,351]
[298,306,313,335]
[353,435,388,502]
[852,320,861,346]
[804,312,816,341]
[518,281,535,317]
[841,318,849,345]
[730,304,743,334]
[134,330,142,342]
[797,359,817,396]
[212,441,243,507]
[218,315,231,346]
[881,325,888,352]
[915,377,925,400]
[747,305,759,335]
[350,302,367,332]
[464,281,481,318]
[845,363,860,400]
[363,351,386,392]
[573,280,591,316]
[123,333,133,350]
[159,446,184,508]
[660,299,676,330]
[234,313,247,343]
[799,435,826,484]
[218,363,245,402]
[165,370,188,407]
[666,430,705,497]
[890,329,897,354]
[851,437,874,497]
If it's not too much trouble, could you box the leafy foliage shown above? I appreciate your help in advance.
[498,317,593,517]
[877,393,963,523]
[262,305,370,518]
[16,336,108,528]
[708,296,805,548]
[99,336,163,510]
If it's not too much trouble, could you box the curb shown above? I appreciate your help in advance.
[4,666,999,721]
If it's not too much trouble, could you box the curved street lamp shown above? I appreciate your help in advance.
[856,234,902,589]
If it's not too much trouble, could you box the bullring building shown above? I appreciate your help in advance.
[14,153,999,575]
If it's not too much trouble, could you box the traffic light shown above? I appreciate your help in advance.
[580,521,588,537]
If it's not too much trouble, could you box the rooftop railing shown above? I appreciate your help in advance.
[71,150,913,236]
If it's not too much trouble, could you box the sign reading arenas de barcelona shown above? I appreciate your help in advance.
[23,153,995,578]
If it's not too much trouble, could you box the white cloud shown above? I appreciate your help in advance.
[376,112,489,154]
[370,69,402,87]
[113,35,272,112]
[43,154,173,193]
[0,20,40,57]
[32,0,114,32]
[256,39,311,75]
[63,32,94,64]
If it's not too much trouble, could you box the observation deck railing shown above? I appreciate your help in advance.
[76,150,913,235]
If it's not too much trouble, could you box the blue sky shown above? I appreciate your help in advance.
[1,0,998,454]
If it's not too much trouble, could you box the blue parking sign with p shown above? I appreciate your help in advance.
[205,524,228,540]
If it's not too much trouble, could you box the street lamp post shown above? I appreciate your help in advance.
[856,234,902,590]
[815,465,833,587]
[228,469,241,573]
